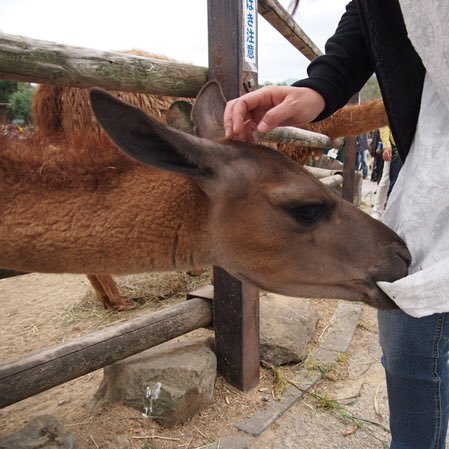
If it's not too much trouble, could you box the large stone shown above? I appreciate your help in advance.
[260,294,319,365]
[0,415,77,449]
[93,339,216,427]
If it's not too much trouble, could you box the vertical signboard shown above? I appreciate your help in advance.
[243,0,258,72]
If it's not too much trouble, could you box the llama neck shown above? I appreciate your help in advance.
[303,100,387,138]
[0,165,213,275]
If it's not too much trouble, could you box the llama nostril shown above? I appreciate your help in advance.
[395,244,412,267]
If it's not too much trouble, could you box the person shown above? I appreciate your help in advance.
[371,126,402,220]
[369,129,383,183]
[223,1,449,448]
[355,133,368,179]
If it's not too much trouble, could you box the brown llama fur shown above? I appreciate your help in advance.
[277,99,388,163]
[0,81,409,311]
[32,50,388,166]
[303,99,387,138]
[32,86,387,166]
[25,52,389,308]
[32,51,185,140]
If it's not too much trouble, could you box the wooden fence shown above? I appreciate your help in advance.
[0,0,356,407]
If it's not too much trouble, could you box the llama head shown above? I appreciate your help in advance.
[90,83,410,309]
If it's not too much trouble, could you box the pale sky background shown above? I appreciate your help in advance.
[0,0,349,83]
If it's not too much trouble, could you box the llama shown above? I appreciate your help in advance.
[0,81,409,309]
[30,72,388,309]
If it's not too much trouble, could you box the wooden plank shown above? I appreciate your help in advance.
[320,174,344,188]
[0,32,207,97]
[342,135,357,202]
[258,0,322,60]
[0,298,212,408]
[260,126,344,149]
[186,284,214,301]
[342,94,360,202]
[213,267,260,391]
[208,0,260,392]
[305,166,342,179]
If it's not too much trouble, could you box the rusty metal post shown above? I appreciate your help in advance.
[342,93,360,202]
[208,0,260,391]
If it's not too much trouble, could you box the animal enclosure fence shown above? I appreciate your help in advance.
[0,0,355,407]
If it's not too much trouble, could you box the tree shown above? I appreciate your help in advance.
[8,83,34,124]
[259,80,288,88]
[0,80,18,103]
[360,75,381,102]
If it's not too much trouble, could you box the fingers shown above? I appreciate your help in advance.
[224,90,268,140]
[223,98,237,139]
[223,86,325,142]
[382,148,392,161]
[256,101,292,133]
[243,119,258,144]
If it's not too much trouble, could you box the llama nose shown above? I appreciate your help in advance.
[394,242,412,267]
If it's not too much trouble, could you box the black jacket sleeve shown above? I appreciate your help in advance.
[292,1,374,120]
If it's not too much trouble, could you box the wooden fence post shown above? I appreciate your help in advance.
[342,93,360,202]
[208,0,260,391]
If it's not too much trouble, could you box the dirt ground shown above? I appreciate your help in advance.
[252,305,391,449]
[0,270,337,449]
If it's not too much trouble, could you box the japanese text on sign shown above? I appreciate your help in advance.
[243,0,257,70]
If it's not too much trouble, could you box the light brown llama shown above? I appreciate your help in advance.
[30,67,389,309]
[31,51,197,309]
[0,81,408,310]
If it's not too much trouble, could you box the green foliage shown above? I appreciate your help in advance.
[259,80,288,87]
[8,83,34,124]
[360,75,381,102]
[0,80,18,103]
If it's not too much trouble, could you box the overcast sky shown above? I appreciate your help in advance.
[0,0,348,83]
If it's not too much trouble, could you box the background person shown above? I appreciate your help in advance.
[371,126,402,220]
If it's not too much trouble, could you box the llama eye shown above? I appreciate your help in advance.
[284,203,329,225]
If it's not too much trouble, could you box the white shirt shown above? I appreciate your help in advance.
[374,0,449,317]
[377,74,449,317]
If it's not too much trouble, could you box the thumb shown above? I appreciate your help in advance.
[256,102,292,133]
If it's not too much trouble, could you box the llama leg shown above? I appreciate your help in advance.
[86,274,111,308]
[186,267,214,284]
[86,274,136,311]
[186,268,205,276]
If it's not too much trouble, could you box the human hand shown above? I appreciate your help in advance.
[223,86,325,143]
[383,147,392,161]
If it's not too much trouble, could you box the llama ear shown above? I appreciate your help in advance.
[166,101,194,134]
[191,81,226,139]
[89,88,234,181]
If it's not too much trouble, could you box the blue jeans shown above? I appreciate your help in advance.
[387,154,403,197]
[378,309,449,449]
[356,151,368,178]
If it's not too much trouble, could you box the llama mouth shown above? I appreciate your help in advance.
[235,272,394,309]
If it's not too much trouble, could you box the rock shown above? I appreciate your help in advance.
[260,294,319,365]
[93,339,216,427]
[109,435,131,449]
[0,415,77,449]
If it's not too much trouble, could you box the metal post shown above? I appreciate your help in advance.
[208,0,260,391]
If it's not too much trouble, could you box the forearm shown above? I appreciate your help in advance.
[379,126,391,149]
[292,0,374,120]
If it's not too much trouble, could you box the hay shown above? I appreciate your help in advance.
[54,270,210,329]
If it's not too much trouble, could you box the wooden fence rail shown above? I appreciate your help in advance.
[0,32,342,151]
[258,0,322,60]
[0,32,207,97]
[261,127,344,149]
[0,298,212,409]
